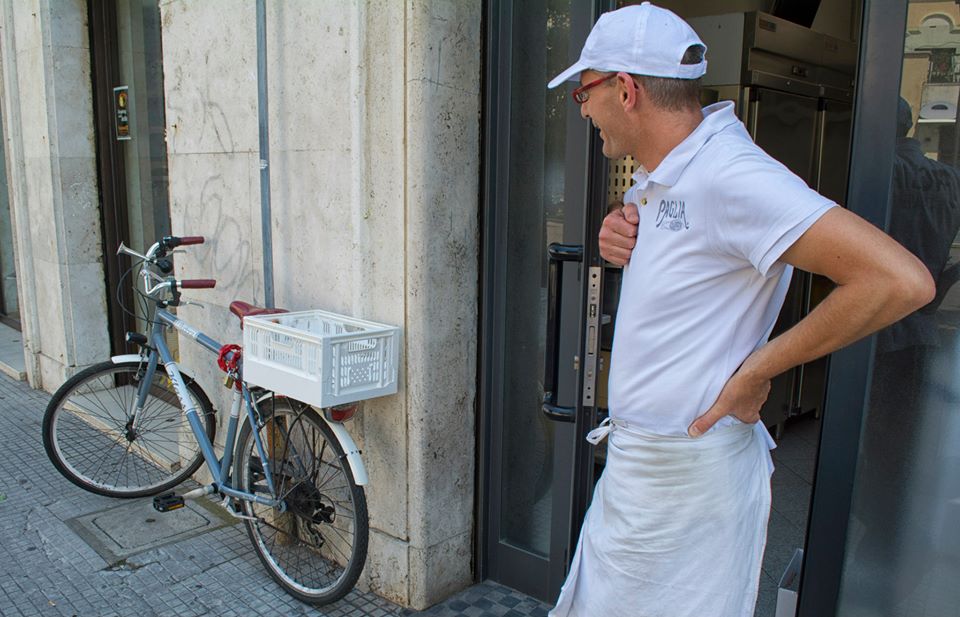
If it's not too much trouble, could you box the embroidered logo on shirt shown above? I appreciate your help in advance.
[656,200,690,231]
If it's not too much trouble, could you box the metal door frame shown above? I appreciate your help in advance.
[798,1,907,615]
[481,0,910,611]
[477,0,613,601]
[88,0,135,355]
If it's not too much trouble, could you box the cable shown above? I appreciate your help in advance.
[115,258,163,330]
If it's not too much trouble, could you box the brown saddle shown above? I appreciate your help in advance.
[229,300,288,329]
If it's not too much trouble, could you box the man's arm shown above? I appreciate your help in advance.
[687,207,935,437]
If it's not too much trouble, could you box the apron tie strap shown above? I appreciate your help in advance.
[586,417,617,445]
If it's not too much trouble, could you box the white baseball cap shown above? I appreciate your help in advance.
[547,2,707,89]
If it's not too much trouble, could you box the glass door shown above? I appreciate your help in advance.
[833,3,960,615]
[90,0,172,354]
[115,0,175,356]
[797,3,960,615]
[481,0,611,603]
[115,0,171,277]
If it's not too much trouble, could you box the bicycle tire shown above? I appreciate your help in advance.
[42,360,216,498]
[233,396,368,605]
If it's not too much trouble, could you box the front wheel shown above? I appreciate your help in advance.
[233,396,368,605]
[42,360,216,498]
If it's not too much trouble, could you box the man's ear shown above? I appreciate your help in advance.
[618,72,639,110]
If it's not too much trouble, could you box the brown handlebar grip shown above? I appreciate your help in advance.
[179,236,205,246]
[180,279,216,289]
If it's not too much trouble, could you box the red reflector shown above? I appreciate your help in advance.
[327,403,360,422]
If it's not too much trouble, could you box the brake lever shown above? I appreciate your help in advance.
[179,300,206,309]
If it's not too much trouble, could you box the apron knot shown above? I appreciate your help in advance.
[586,417,616,445]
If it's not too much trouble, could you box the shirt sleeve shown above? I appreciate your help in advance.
[709,145,836,276]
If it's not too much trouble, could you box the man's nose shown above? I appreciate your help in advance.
[579,103,589,120]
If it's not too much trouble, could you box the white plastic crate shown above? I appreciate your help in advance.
[242,309,400,407]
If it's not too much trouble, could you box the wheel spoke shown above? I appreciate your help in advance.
[46,363,208,496]
[237,401,367,602]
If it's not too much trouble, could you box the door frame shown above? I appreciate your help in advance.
[798,1,907,615]
[477,0,614,602]
[480,0,910,612]
[88,0,135,356]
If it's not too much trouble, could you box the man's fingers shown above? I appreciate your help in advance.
[599,202,639,265]
[599,225,636,247]
[601,246,633,265]
[605,212,638,239]
[623,202,640,225]
[687,406,723,438]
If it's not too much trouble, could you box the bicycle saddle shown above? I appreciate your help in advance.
[229,301,288,328]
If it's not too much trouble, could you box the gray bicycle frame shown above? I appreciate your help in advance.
[130,306,280,509]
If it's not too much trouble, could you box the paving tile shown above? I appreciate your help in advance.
[0,371,551,617]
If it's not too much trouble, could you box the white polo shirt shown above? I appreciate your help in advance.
[609,101,836,436]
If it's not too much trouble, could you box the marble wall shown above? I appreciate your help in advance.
[0,0,110,388]
[159,0,481,608]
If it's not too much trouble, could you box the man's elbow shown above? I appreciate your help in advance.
[893,263,936,316]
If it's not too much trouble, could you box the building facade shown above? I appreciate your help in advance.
[0,0,480,609]
[2,1,959,615]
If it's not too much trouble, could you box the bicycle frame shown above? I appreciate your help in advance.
[37,235,375,604]
[131,306,282,509]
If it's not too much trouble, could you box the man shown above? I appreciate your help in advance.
[545,4,934,616]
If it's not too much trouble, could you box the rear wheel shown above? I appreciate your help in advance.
[42,360,215,498]
[234,396,368,605]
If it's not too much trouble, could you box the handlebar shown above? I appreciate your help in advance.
[166,235,205,248]
[117,235,206,261]
[117,235,214,307]
[179,279,217,289]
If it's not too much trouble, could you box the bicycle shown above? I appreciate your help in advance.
[41,235,370,605]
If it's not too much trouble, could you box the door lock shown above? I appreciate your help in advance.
[581,266,603,406]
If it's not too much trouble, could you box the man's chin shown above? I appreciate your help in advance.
[601,143,620,159]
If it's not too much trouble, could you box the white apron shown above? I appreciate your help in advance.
[549,419,774,617]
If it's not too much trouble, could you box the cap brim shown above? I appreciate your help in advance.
[547,61,587,89]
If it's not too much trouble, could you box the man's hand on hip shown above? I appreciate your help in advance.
[686,207,936,439]
[600,202,639,265]
[687,369,771,437]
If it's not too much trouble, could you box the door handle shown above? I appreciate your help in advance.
[542,242,583,422]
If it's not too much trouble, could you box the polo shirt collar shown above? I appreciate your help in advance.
[631,101,740,191]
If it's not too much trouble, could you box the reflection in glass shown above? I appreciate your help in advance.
[498,0,570,556]
[837,8,960,615]
[115,0,176,356]
[116,0,171,249]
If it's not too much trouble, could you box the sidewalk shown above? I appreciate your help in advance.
[0,371,549,617]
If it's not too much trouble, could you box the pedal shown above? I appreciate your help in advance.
[153,491,185,512]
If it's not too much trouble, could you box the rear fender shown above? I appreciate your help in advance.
[254,394,368,486]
